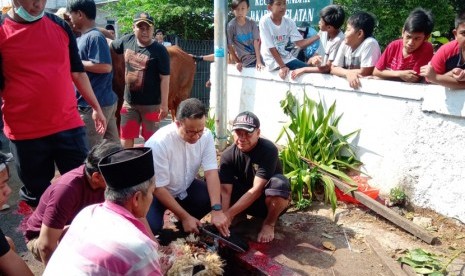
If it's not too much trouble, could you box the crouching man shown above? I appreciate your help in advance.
[219,111,291,243]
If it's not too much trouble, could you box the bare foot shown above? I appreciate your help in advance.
[257,224,275,243]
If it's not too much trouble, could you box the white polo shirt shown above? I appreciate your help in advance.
[144,123,218,198]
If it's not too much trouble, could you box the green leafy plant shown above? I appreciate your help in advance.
[205,110,216,139]
[277,91,362,211]
[388,186,407,206]
[205,109,233,146]
[430,31,450,52]
[398,248,464,275]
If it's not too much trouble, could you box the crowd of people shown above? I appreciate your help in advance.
[1,0,465,274]
[227,0,465,90]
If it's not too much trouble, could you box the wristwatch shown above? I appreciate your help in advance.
[211,204,222,211]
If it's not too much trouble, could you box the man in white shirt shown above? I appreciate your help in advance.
[145,98,229,237]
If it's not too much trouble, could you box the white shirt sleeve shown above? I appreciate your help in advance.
[288,19,303,43]
[201,130,218,172]
[332,42,348,67]
[359,37,381,68]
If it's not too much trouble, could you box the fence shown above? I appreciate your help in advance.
[173,38,214,108]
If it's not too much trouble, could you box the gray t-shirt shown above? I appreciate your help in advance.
[227,17,261,67]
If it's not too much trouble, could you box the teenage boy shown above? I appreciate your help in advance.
[291,4,345,79]
[330,11,381,89]
[227,0,264,72]
[259,0,320,80]
[420,11,465,89]
[373,8,434,83]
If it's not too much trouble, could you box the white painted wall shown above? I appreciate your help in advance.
[210,64,465,223]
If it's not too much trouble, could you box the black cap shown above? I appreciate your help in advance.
[155,29,165,35]
[232,111,260,133]
[98,148,154,190]
[133,12,154,26]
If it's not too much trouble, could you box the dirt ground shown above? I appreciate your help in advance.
[4,198,464,275]
[1,131,464,275]
[220,200,463,276]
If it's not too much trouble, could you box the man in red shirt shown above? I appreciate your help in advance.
[0,0,107,207]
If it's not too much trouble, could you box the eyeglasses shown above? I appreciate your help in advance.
[183,126,204,137]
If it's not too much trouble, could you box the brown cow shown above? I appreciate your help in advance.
[110,45,196,127]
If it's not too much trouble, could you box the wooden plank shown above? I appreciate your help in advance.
[300,157,437,244]
[365,235,413,276]
[332,175,436,244]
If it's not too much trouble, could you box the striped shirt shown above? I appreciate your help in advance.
[44,201,162,276]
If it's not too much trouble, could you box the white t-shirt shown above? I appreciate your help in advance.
[144,123,218,197]
[316,30,345,64]
[259,13,303,70]
[332,37,381,69]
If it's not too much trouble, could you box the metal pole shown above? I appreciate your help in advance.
[213,0,228,151]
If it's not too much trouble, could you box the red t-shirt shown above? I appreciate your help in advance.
[25,165,105,241]
[430,40,465,75]
[0,13,84,140]
[375,39,433,74]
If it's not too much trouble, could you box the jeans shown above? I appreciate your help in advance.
[286,59,309,70]
[10,127,88,207]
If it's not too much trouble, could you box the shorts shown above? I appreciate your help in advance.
[232,174,291,218]
[120,101,161,141]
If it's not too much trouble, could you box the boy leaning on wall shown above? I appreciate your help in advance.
[373,8,434,83]
[291,4,346,79]
[227,0,264,72]
[420,11,465,89]
[259,0,320,80]
[330,11,381,89]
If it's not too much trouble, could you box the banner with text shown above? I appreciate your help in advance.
[249,0,332,27]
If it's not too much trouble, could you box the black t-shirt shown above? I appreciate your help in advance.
[111,34,170,105]
[0,228,10,257]
[219,138,282,196]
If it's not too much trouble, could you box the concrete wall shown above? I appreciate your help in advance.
[210,64,465,223]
